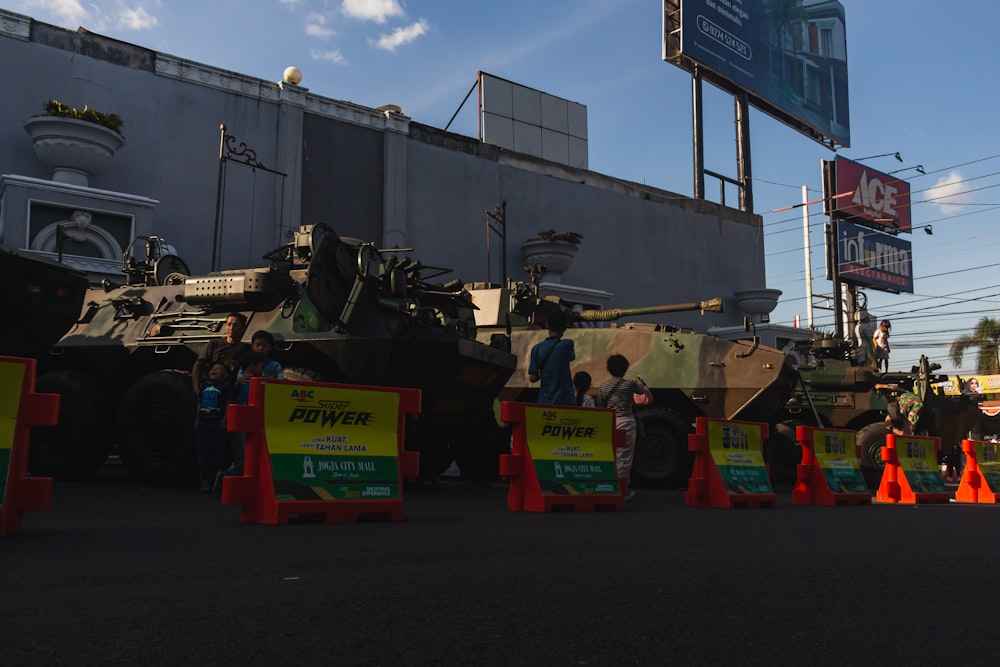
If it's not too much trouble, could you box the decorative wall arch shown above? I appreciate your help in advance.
[30,210,123,260]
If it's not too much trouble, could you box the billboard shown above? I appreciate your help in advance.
[663,0,850,148]
[478,72,589,169]
[825,157,912,233]
[835,220,913,294]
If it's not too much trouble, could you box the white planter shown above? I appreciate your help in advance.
[24,116,125,187]
[521,239,579,283]
[734,288,782,315]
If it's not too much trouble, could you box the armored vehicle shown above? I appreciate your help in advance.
[468,280,802,488]
[778,335,982,487]
[32,224,517,484]
[0,245,88,359]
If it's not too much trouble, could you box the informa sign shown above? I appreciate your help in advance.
[975,441,1000,492]
[523,406,618,495]
[895,435,945,493]
[706,420,772,494]
[812,429,867,493]
[836,220,913,294]
[0,361,26,508]
[262,383,401,500]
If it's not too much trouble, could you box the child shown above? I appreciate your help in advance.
[595,354,648,500]
[249,329,284,379]
[873,319,891,372]
[213,352,265,494]
[196,361,231,493]
[573,371,596,408]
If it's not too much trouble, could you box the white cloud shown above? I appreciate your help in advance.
[305,13,336,39]
[340,0,403,24]
[20,0,91,27]
[117,6,159,30]
[278,0,302,6]
[371,18,428,52]
[311,49,346,64]
[924,171,972,213]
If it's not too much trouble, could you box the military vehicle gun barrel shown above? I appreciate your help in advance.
[571,297,724,322]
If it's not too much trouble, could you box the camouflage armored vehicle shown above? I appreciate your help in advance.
[32,224,517,484]
[0,245,88,359]
[778,335,982,487]
[468,279,802,488]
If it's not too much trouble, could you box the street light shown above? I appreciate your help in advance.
[889,164,925,175]
[851,151,903,163]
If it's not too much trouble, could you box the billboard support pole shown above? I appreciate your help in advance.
[735,91,753,213]
[827,220,843,340]
[692,67,705,200]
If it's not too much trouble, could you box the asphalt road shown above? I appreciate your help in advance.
[1,466,995,666]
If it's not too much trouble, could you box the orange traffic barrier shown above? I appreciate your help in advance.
[222,377,420,524]
[0,356,57,536]
[792,426,871,506]
[685,417,775,509]
[499,402,625,512]
[955,439,1000,503]
[876,433,949,504]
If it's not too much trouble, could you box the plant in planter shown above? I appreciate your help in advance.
[24,99,126,187]
[521,229,583,282]
[40,99,125,135]
[528,229,583,245]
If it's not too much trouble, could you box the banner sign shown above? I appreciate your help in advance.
[812,428,867,493]
[262,383,401,500]
[0,361,27,508]
[936,374,1000,397]
[895,435,945,493]
[830,157,912,233]
[837,220,913,293]
[974,441,1000,491]
[706,419,772,494]
[668,0,850,148]
[523,406,618,495]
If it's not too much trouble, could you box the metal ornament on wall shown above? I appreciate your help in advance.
[211,123,287,272]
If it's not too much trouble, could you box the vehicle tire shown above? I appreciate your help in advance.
[857,421,889,489]
[29,370,111,479]
[116,371,197,486]
[633,408,692,489]
[766,420,807,486]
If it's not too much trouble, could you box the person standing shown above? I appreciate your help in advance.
[573,371,596,408]
[192,312,249,394]
[528,310,576,405]
[596,354,647,500]
[872,319,891,372]
[195,361,232,493]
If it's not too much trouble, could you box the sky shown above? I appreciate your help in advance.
[8,0,1000,377]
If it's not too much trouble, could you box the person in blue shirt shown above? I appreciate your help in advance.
[528,310,576,405]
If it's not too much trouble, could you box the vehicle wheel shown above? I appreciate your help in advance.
[30,370,111,479]
[857,421,889,489]
[633,408,692,489]
[116,371,197,486]
[765,420,807,486]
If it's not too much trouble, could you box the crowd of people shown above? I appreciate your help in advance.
[191,312,284,494]
[528,312,651,500]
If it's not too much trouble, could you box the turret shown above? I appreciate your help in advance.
[465,282,723,329]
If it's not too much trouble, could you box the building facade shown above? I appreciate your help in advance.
[0,9,775,331]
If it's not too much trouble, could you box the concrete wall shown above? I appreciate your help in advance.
[0,9,768,332]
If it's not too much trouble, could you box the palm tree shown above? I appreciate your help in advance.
[949,316,1000,373]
